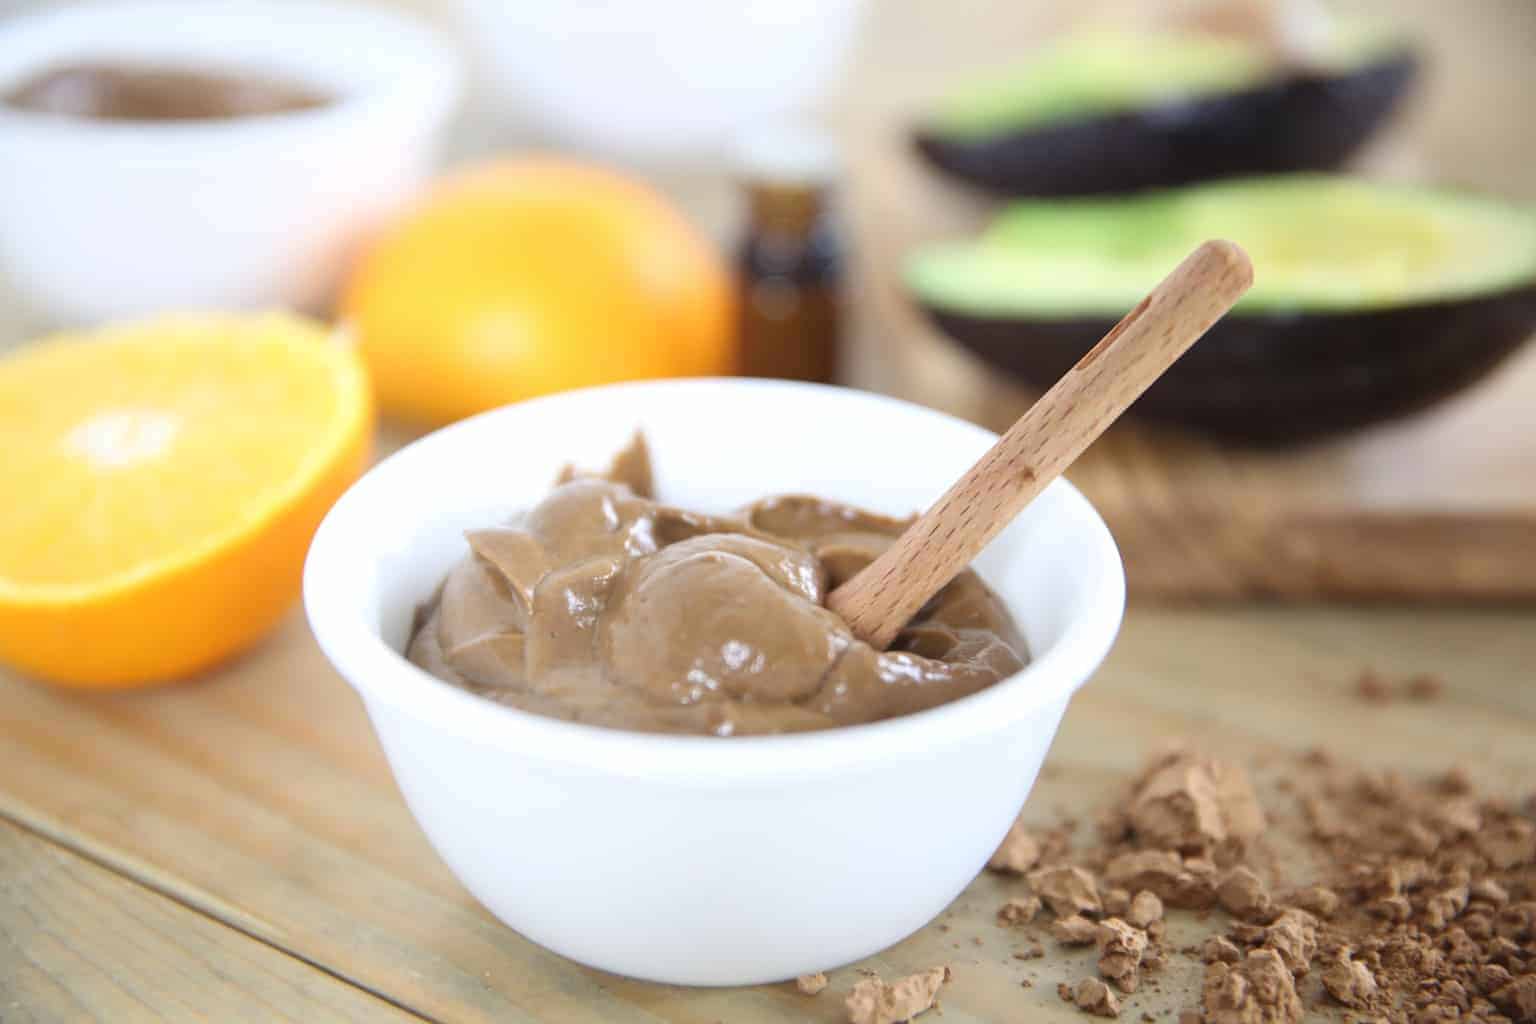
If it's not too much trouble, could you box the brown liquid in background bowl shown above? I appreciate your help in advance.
[407,435,1029,737]
[3,62,331,121]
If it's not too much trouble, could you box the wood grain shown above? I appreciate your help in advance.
[831,241,1251,645]
[1,603,1533,1022]
[0,816,422,1023]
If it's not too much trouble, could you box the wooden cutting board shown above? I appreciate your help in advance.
[844,133,1536,602]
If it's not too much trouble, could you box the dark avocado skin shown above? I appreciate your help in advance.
[913,51,1418,197]
[923,283,1536,445]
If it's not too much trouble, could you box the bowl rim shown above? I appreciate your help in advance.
[0,0,462,141]
[303,379,1125,784]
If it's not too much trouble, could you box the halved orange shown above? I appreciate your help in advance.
[0,314,372,687]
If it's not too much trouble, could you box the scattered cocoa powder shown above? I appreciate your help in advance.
[982,741,1534,1022]
[796,972,828,996]
[845,967,951,1024]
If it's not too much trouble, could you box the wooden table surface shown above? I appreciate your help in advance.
[3,1,1533,1020]
[4,605,1534,1022]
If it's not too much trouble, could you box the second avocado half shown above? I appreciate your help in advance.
[909,177,1536,444]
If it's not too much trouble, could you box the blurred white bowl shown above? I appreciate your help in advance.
[455,0,865,157]
[304,379,1125,986]
[0,1,462,325]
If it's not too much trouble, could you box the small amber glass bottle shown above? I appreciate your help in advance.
[733,130,843,384]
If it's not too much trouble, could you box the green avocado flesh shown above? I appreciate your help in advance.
[907,177,1536,317]
[932,26,1398,139]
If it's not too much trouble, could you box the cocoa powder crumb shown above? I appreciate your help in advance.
[845,967,951,1024]
[1106,850,1184,892]
[1491,975,1535,1020]
[1320,956,1378,1007]
[1054,915,1103,946]
[1471,878,1510,907]
[1404,674,1444,700]
[1127,748,1265,852]
[997,895,1042,926]
[1355,669,1391,702]
[1261,909,1318,974]
[1481,821,1536,870]
[1202,949,1302,1024]
[796,972,829,996]
[1400,819,1441,855]
[1097,918,1150,993]
[1216,867,1272,921]
[1073,977,1123,1018]
[1031,865,1103,918]
[1301,794,1355,840]
[1202,936,1243,965]
[957,742,1534,1023]
[1288,886,1339,919]
[1352,670,1444,703]
[988,818,1042,874]
[1370,895,1412,923]
[1129,891,1165,930]
[1105,849,1218,910]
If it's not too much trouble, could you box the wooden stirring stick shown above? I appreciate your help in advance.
[828,239,1254,649]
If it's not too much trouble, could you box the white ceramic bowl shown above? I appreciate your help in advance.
[0,1,462,325]
[304,379,1124,986]
[454,0,865,157]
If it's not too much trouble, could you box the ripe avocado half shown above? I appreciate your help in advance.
[913,31,1417,197]
[907,178,1536,444]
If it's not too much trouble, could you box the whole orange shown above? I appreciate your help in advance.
[343,158,736,425]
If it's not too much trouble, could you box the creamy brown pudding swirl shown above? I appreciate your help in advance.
[408,437,1026,735]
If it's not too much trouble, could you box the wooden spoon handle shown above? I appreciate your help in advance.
[828,239,1254,649]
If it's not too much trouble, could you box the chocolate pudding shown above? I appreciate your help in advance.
[407,436,1028,736]
[3,62,330,121]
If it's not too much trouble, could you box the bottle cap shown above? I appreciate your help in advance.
[732,123,840,187]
